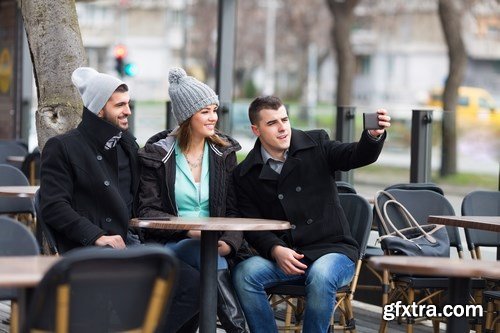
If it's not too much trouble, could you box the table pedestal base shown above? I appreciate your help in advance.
[447,277,470,333]
[200,231,218,333]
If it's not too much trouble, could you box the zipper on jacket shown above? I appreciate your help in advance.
[164,157,178,216]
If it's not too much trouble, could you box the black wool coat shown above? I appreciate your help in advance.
[233,128,386,263]
[40,109,140,253]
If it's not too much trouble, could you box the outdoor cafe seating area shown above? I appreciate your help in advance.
[0,139,499,332]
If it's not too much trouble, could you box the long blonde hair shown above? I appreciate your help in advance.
[175,117,229,152]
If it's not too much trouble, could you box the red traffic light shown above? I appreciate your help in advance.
[114,45,127,59]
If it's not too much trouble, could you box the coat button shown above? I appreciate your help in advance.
[96,155,103,161]
[278,194,284,200]
[105,217,112,223]
[295,186,302,192]
[104,180,110,186]
[290,224,296,229]
[306,218,313,225]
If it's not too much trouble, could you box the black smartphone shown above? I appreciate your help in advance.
[363,113,382,130]
[138,216,170,221]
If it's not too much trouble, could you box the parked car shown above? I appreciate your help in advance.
[427,86,499,122]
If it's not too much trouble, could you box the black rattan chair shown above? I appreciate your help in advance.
[0,164,35,216]
[0,141,28,166]
[0,216,40,332]
[374,188,485,332]
[266,193,372,332]
[335,181,357,194]
[360,183,450,306]
[461,190,500,260]
[23,246,178,333]
[461,190,500,333]
[34,190,58,255]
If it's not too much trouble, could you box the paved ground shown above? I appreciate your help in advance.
[0,300,445,333]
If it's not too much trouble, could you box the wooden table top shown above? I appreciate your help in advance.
[130,216,291,231]
[0,256,60,287]
[368,256,500,279]
[6,155,25,163]
[0,186,39,198]
[429,215,500,232]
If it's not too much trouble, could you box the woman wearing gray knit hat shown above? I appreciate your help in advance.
[137,68,247,332]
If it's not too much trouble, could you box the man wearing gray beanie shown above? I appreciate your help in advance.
[39,67,200,332]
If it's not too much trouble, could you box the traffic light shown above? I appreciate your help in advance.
[124,63,137,77]
[114,45,127,77]
[113,44,136,77]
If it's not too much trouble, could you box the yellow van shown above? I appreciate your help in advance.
[427,86,499,123]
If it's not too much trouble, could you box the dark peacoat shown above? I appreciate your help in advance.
[40,108,140,253]
[232,128,386,263]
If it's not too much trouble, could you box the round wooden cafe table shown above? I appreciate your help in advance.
[428,215,500,233]
[369,256,500,333]
[130,216,290,333]
[0,186,39,198]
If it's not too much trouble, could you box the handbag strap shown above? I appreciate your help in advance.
[374,190,412,235]
[382,199,438,244]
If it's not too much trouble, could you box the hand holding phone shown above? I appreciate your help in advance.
[363,112,383,130]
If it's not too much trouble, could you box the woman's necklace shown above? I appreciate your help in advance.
[185,151,203,170]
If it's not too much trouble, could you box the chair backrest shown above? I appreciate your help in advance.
[461,190,500,255]
[0,164,35,215]
[21,147,41,185]
[374,189,462,254]
[339,193,372,259]
[336,181,357,194]
[0,215,40,256]
[24,246,178,333]
[0,141,28,165]
[338,193,373,302]
[34,189,59,255]
[384,182,444,195]
[0,216,40,301]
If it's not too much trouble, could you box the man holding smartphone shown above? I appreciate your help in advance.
[231,96,390,332]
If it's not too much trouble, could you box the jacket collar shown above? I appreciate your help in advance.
[78,108,125,151]
[239,128,317,177]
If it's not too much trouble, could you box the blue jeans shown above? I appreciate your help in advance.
[166,238,228,270]
[233,252,355,333]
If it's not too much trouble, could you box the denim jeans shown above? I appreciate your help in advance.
[166,238,228,270]
[232,252,355,333]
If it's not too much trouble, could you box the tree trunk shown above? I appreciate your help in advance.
[326,0,359,107]
[18,0,87,150]
[438,0,467,177]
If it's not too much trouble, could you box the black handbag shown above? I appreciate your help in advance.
[375,191,450,257]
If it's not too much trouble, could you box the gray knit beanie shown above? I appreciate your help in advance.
[168,67,219,124]
[71,67,127,114]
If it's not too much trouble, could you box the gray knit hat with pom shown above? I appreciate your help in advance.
[168,67,219,124]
